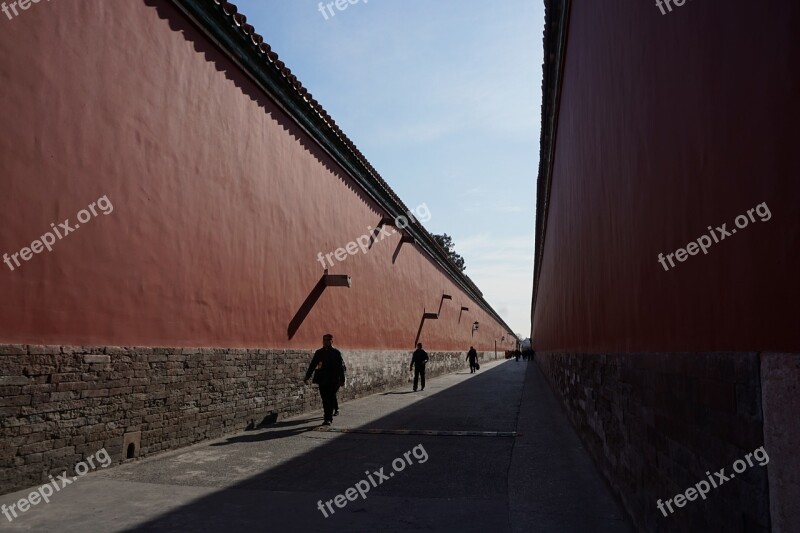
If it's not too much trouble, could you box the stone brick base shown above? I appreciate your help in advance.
[761,353,800,533]
[0,344,492,495]
[535,351,773,532]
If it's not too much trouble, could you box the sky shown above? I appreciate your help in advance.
[230,0,544,336]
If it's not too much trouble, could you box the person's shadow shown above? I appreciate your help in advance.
[210,416,323,446]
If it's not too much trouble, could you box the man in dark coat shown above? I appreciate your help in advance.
[304,334,346,426]
[467,346,478,373]
[410,343,429,391]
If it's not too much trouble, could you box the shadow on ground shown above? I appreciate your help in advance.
[121,363,521,532]
[210,417,323,446]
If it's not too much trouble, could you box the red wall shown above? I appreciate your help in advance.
[0,1,513,352]
[532,0,800,352]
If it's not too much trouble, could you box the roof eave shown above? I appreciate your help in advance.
[531,0,571,339]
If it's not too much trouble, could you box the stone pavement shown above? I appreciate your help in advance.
[0,359,632,532]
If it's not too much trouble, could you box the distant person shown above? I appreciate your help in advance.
[304,334,346,426]
[410,343,429,391]
[515,349,520,362]
[467,346,478,373]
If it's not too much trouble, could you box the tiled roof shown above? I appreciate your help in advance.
[187,0,514,334]
[212,0,410,215]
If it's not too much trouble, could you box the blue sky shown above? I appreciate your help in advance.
[231,0,543,336]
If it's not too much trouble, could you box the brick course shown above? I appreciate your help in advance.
[0,345,493,494]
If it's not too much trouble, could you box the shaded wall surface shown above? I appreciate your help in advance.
[532,0,800,353]
[532,0,799,531]
[0,0,513,352]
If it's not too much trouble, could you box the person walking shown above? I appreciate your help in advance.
[304,333,346,426]
[410,343,429,391]
[467,346,478,373]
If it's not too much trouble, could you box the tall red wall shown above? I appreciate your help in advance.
[0,0,512,352]
[532,0,800,352]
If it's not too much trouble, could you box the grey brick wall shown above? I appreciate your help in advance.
[535,351,769,533]
[0,344,487,495]
[761,353,800,533]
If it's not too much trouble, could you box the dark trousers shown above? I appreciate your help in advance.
[413,365,426,390]
[469,359,477,372]
[319,383,338,422]
[333,384,340,411]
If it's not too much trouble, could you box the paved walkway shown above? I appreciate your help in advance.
[0,359,632,532]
